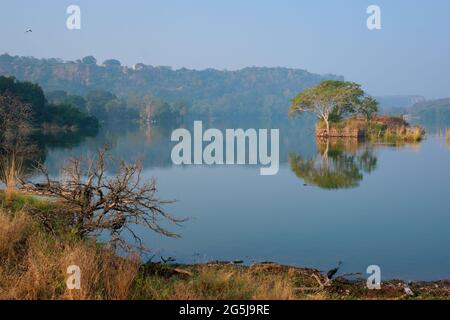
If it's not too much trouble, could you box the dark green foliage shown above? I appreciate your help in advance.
[0,76,98,132]
[86,90,119,119]
[0,75,46,122]
[357,96,379,122]
[47,89,185,123]
[46,103,98,132]
[48,90,140,121]
[46,90,87,112]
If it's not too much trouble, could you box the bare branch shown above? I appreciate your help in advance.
[25,147,186,251]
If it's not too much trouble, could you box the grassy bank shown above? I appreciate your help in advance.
[0,192,449,300]
[368,124,425,143]
[316,117,425,143]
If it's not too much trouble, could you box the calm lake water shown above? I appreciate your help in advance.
[41,119,450,281]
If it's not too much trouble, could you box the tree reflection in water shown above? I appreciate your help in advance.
[289,138,377,189]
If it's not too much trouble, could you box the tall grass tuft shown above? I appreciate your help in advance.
[0,153,24,201]
[380,126,424,143]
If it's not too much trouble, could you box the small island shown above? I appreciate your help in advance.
[289,80,425,143]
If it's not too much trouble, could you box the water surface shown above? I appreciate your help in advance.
[42,119,450,280]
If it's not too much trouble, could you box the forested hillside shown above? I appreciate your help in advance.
[0,54,343,118]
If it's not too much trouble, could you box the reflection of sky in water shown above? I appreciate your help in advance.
[42,120,450,280]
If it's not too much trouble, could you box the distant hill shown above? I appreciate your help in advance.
[0,53,343,118]
[374,96,450,127]
[409,97,450,124]
[411,97,450,112]
[376,95,426,115]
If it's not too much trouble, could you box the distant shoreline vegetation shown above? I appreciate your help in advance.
[46,89,187,125]
[0,76,102,177]
[0,76,98,134]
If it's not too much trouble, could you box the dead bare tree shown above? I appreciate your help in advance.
[27,148,185,250]
[0,92,34,156]
[0,93,35,195]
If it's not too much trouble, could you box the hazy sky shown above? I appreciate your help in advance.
[1,0,449,98]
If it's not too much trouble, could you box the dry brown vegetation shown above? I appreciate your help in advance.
[376,126,425,143]
[0,153,24,200]
[0,196,140,300]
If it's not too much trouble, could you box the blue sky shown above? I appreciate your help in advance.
[1,0,449,98]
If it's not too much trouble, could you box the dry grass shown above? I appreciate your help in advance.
[382,126,424,143]
[369,125,425,144]
[132,265,301,300]
[0,204,140,300]
[0,154,24,201]
[0,207,304,300]
[0,210,31,260]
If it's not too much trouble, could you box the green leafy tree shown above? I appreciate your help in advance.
[289,80,364,136]
[357,96,379,123]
